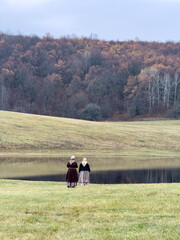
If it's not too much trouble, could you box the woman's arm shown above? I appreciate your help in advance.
[75,162,78,168]
[88,164,91,172]
[79,163,81,172]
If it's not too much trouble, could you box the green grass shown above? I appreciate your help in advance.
[0,180,179,240]
[0,110,180,157]
[1,112,179,239]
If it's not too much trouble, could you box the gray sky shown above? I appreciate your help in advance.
[0,0,180,42]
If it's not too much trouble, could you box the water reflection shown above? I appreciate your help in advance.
[7,168,180,184]
[90,168,180,184]
[0,156,180,184]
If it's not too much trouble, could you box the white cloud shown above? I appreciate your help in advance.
[4,0,51,8]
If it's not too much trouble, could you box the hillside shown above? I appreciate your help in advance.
[0,111,180,156]
[0,33,180,120]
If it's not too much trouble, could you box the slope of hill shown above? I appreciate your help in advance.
[0,111,180,156]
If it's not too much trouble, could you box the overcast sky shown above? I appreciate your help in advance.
[0,0,180,42]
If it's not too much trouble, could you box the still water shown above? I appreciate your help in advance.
[0,156,180,184]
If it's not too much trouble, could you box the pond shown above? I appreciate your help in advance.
[0,156,180,184]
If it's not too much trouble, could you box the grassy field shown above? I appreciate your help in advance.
[0,180,179,240]
[0,111,180,239]
[0,110,180,157]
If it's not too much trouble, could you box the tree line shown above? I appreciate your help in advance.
[0,33,180,120]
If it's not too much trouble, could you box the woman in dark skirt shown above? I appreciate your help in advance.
[78,158,91,185]
[66,156,78,188]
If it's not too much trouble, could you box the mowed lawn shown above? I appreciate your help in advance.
[0,180,179,240]
[0,110,180,157]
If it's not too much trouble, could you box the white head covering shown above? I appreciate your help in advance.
[69,155,75,164]
[82,157,87,167]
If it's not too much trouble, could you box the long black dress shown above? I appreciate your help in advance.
[66,161,78,188]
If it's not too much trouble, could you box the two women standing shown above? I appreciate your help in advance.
[66,156,91,188]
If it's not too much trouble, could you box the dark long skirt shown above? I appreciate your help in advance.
[66,168,78,188]
[66,168,78,182]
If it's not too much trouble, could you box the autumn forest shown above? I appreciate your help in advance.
[0,33,180,120]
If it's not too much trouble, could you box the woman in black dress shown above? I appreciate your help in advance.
[66,156,78,188]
